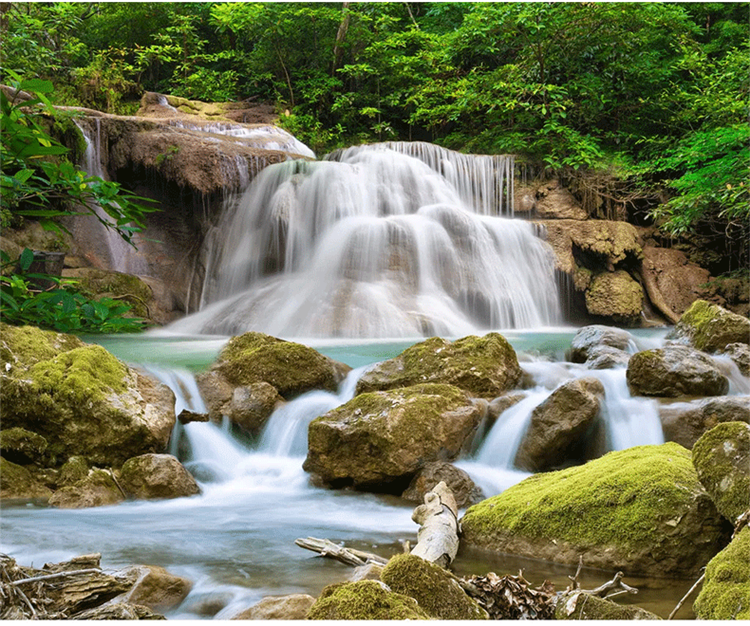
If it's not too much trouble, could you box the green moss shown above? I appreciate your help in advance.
[585,270,643,324]
[28,345,128,404]
[462,443,701,553]
[692,421,750,522]
[59,456,90,485]
[380,554,487,620]
[70,269,153,318]
[694,527,750,619]
[307,580,430,620]
[677,299,750,353]
[0,428,48,465]
[0,457,53,499]
[0,323,85,369]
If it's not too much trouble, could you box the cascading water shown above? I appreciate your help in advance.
[171,143,561,338]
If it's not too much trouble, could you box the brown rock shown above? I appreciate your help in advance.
[585,270,644,326]
[534,182,588,220]
[660,396,750,449]
[119,453,200,500]
[228,383,284,436]
[641,246,711,318]
[230,594,316,620]
[117,565,193,612]
[402,461,484,508]
[48,469,125,509]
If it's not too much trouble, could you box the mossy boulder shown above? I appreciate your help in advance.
[0,428,48,465]
[209,332,350,399]
[514,377,604,472]
[659,396,750,449]
[692,422,750,524]
[307,580,430,620]
[693,526,750,620]
[380,554,488,620]
[555,590,661,620]
[355,333,522,399]
[48,468,125,509]
[460,443,730,577]
[626,345,729,397]
[303,384,484,490]
[668,300,750,353]
[119,454,200,500]
[585,270,644,326]
[0,457,53,500]
[0,325,176,467]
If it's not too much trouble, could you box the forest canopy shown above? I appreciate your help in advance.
[1,2,748,265]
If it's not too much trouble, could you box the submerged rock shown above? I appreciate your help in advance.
[116,564,193,613]
[555,590,661,620]
[460,443,730,577]
[514,377,604,472]
[402,461,484,509]
[304,384,484,491]
[356,333,522,399]
[659,396,750,449]
[380,554,488,620]
[693,526,750,620]
[307,580,430,620]
[692,422,750,524]
[668,299,750,353]
[230,594,316,620]
[626,344,729,397]
[119,453,200,500]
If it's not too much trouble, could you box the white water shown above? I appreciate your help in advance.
[171,143,561,338]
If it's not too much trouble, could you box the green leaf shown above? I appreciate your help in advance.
[18,248,35,271]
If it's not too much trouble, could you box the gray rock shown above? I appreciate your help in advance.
[567,325,633,363]
[119,453,200,500]
[660,396,750,449]
[402,461,484,508]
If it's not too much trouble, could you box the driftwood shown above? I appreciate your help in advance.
[566,555,638,599]
[668,572,705,620]
[294,537,388,567]
[409,481,459,568]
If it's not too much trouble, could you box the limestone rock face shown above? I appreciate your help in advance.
[692,422,750,523]
[626,345,729,397]
[668,299,750,353]
[230,594,316,620]
[533,182,588,220]
[641,246,711,318]
[356,333,522,399]
[555,591,661,620]
[514,377,605,472]
[567,325,633,363]
[0,324,175,467]
[119,454,200,500]
[401,461,484,509]
[380,554,488,620]
[117,565,193,612]
[585,270,644,326]
[304,384,484,490]
[659,396,750,449]
[307,580,430,620]
[460,443,730,577]
[693,526,750,620]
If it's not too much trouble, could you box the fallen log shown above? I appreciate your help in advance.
[409,481,459,568]
[294,537,388,567]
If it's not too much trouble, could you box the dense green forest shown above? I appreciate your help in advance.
[1,2,748,269]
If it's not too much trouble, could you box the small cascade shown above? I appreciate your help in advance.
[171,143,562,338]
[74,119,149,275]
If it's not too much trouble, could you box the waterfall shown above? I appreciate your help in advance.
[170,143,561,338]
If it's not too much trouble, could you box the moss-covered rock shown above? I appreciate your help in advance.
[48,468,125,509]
[668,299,750,353]
[460,443,730,577]
[59,456,90,486]
[626,345,729,397]
[0,322,84,370]
[356,333,522,399]
[303,383,484,490]
[0,428,48,465]
[62,267,154,319]
[694,526,750,620]
[1,326,175,467]
[380,554,488,620]
[585,270,644,326]
[212,332,350,399]
[555,590,661,620]
[307,580,430,620]
[0,457,53,500]
[119,453,200,500]
[692,422,750,524]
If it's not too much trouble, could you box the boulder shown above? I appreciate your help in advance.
[721,343,750,376]
[487,393,525,423]
[349,563,385,582]
[306,580,430,620]
[659,396,750,449]
[0,427,48,465]
[693,526,750,620]
[555,591,661,620]
[117,564,193,612]
[58,456,90,485]
[119,454,200,500]
[626,345,729,397]
[230,594,316,620]
[692,422,750,523]
[0,325,175,467]
[380,554,488,620]
[668,299,750,353]
[460,443,730,577]
[48,468,125,509]
[356,333,522,399]
[514,377,604,472]
[401,462,484,509]
[585,345,631,369]
[304,384,484,490]
[0,457,53,500]
[227,383,284,436]
[584,270,644,326]
[208,332,350,399]
[194,370,235,421]
[567,325,633,363]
